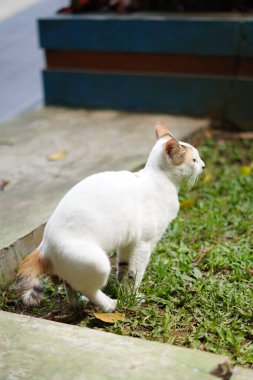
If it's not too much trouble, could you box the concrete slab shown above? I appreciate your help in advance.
[0,107,207,286]
[1,310,252,380]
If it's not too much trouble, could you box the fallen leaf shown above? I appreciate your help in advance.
[240,166,251,176]
[203,171,213,184]
[48,149,67,161]
[248,269,253,275]
[0,179,9,191]
[93,312,125,324]
[203,129,213,138]
[180,198,195,209]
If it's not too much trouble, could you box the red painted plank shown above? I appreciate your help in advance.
[239,58,253,77]
[46,50,238,76]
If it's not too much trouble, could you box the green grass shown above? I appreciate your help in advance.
[101,136,253,368]
[1,135,253,367]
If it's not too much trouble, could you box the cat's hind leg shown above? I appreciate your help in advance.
[56,240,117,312]
[84,289,117,312]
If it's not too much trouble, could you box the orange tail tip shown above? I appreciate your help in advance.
[16,248,52,306]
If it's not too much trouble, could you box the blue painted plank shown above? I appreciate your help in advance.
[240,21,253,57]
[39,16,240,56]
[226,79,253,128]
[43,69,233,117]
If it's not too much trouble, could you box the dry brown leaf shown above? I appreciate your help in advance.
[93,312,125,324]
[0,179,9,191]
[203,129,213,138]
[180,198,195,209]
[48,149,67,161]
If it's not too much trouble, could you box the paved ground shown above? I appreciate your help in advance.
[0,0,66,122]
[1,310,252,380]
[0,107,207,286]
[0,107,252,380]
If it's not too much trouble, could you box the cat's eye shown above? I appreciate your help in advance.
[193,159,197,163]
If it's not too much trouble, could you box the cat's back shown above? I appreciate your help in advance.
[64,170,137,203]
[45,170,138,228]
[41,170,140,251]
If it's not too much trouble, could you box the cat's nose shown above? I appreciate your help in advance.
[202,164,205,169]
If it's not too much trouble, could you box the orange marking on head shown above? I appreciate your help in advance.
[183,146,195,165]
[165,139,187,165]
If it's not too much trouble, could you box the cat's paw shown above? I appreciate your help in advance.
[80,294,89,303]
[103,299,117,312]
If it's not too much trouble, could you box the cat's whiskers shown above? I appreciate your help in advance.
[186,171,199,190]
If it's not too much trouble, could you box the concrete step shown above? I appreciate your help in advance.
[1,310,252,380]
[0,107,207,287]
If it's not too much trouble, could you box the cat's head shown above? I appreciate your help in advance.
[155,122,205,188]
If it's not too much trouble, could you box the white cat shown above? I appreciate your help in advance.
[17,122,205,312]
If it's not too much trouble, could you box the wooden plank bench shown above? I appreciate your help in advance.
[39,14,253,129]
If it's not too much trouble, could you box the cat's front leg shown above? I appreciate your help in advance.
[128,242,153,288]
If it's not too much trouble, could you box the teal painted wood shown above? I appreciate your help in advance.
[226,79,253,127]
[38,15,241,56]
[43,70,233,116]
[240,21,253,57]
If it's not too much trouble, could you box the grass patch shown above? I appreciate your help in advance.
[1,134,253,367]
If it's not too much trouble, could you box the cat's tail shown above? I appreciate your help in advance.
[16,248,52,306]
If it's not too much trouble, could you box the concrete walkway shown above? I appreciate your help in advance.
[0,107,207,287]
[1,109,253,380]
[1,310,252,380]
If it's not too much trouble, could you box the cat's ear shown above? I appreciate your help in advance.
[165,139,186,165]
[155,122,175,140]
